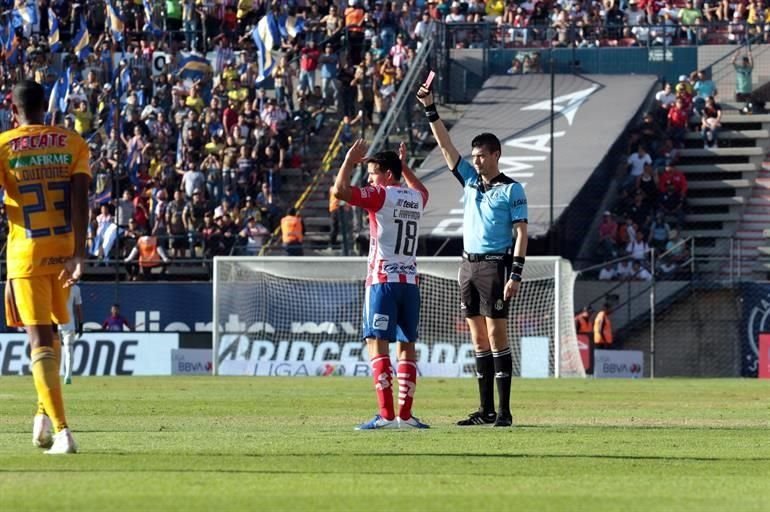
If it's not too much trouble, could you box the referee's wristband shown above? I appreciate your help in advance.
[510,256,525,282]
[424,103,439,123]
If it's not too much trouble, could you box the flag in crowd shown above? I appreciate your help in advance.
[105,0,125,42]
[73,13,91,60]
[251,13,304,82]
[2,18,18,66]
[12,0,37,30]
[177,53,213,80]
[142,0,162,36]
[48,8,62,52]
[48,67,72,115]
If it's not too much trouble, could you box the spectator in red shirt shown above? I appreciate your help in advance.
[299,40,321,97]
[597,211,619,260]
[222,100,239,137]
[659,165,688,197]
[667,97,690,147]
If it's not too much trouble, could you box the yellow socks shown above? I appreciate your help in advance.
[35,337,61,417]
[31,347,68,433]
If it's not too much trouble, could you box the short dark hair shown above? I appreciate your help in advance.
[367,150,402,181]
[12,80,46,117]
[471,132,502,156]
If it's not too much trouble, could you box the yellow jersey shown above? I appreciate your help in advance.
[0,125,91,278]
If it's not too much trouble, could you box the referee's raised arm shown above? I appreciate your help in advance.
[416,85,461,171]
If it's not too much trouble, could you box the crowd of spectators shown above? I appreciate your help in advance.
[435,0,769,48]
[0,0,441,273]
[593,72,711,280]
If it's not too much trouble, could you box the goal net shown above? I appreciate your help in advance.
[212,256,585,378]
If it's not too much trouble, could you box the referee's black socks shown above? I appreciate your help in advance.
[493,347,513,415]
[475,350,495,415]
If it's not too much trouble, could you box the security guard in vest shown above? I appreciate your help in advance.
[417,83,528,428]
[124,233,170,280]
[281,207,305,256]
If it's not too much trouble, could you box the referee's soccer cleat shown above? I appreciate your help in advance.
[457,410,497,426]
[398,416,431,429]
[355,414,398,430]
[493,412,514,428]
[32,414,53,449]
[44,428,78,455]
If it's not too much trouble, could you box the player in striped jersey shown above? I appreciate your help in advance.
[332,140,430,430]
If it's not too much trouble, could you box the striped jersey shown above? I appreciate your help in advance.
[348,184,427,287]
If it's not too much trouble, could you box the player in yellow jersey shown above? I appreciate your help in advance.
[0,80,91,454]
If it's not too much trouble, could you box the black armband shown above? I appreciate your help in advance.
[424,103,440,123]
[509,272,523,282]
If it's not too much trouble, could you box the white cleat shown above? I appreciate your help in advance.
[44,428,78,455]
[32,414,53,449]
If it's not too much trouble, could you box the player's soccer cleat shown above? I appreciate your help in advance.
[355,414,398,430]
[493,412,514,428]
[44,428,78,455]
[457,410,497,426]
[32,414,53,449]
[64,376,72,385]
[398,416,430,429]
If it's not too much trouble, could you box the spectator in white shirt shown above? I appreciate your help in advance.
[627,230,651,261]
[599,262,617,280]
[624,145,652,190]
[630,260,653,281]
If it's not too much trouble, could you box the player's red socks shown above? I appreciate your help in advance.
[371,355,395,420]
[397,360,418,420]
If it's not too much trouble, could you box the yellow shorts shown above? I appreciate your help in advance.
[5,275,69,328]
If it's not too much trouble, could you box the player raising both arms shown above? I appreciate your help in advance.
[0,80,91,454]
[332,140,430,430]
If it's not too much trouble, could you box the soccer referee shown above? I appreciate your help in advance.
[417,84,528,427]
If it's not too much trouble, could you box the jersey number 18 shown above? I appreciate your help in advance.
[393,219,417,256]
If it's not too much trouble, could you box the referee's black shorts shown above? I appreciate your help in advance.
[458,252,512,319]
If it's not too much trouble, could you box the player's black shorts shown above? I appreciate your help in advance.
[458,252,512,319]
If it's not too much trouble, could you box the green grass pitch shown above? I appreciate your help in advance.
[0,377,768,512]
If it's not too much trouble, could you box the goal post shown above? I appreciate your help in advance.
[212,256,585,378]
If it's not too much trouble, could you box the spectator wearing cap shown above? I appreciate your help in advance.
[445,1,468,44]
